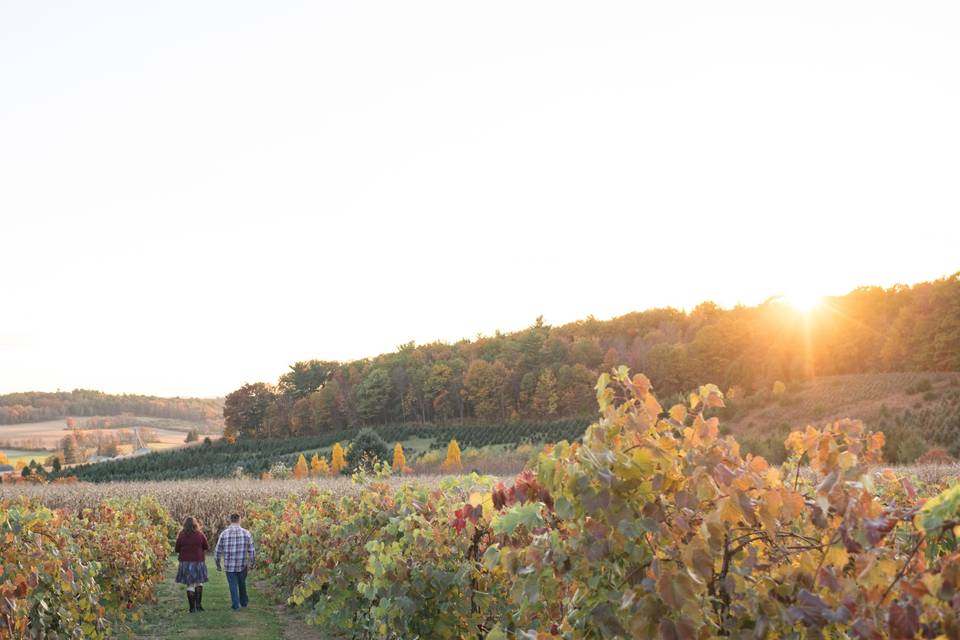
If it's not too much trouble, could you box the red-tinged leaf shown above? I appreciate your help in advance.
[864,516,896,545]
[887,601,919,639]
[901,478,917,501]
[851,618,883,640]
[632,373,652,395]
[713,463,736,486]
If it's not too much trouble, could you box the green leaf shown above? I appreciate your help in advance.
[917,483,960,532]
[492,503,544,535]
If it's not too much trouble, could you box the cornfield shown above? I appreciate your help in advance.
[0,475,471,538]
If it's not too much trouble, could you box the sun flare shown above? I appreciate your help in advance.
[781,292,823,313]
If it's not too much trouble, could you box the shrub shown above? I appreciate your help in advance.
[916,447,955,465]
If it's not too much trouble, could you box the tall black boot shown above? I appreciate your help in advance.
[195,585,204,611]
[187,590,196,613]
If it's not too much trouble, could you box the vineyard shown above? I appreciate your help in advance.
[243,370,960,638]
[64,419,589,482]
[0,496,171,638]
[5,369,960,638]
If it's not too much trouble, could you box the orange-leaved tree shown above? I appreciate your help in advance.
[292,453,308,480]
[392,443,406,473]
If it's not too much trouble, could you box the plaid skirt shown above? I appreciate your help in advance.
[175,561,209,585]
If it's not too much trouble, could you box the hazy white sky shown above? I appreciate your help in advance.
[2,1,958,397]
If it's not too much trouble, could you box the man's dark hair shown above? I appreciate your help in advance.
[229,513,241,523]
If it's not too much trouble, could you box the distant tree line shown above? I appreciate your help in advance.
[0,389,222,425]
[222,273,960,440]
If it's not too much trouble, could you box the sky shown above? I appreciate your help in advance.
[1,1,958,398]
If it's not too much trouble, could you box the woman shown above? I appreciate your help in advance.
[174,516,209,612]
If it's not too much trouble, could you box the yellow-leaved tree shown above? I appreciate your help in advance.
[392,443,406,473]
[331,443,346,475]
[442,439,461,471]
[293,453,308,479]
[310,452,330,477]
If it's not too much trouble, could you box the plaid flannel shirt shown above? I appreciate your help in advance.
[214,524,255,573]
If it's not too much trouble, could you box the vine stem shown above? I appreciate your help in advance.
[880,534,925,604]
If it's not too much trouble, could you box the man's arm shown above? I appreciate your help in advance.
[214,532,224,570]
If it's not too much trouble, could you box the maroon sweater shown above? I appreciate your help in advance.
[175,531,209,562]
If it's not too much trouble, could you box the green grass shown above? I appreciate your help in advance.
[131,559,288,640]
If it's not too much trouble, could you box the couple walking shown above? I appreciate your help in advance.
[173,513,256,612]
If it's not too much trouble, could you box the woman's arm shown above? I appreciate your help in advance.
[201,533,209,551]
[174,533,182,553]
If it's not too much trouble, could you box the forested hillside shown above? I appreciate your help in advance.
[0,389,222,424]
[224,273,960,439]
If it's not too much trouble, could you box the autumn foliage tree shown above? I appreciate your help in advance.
[310,452,329,477]
[442,439,462,471]
[218,274,960,439]
[391,442,406,473]
[330,443,346,475]
[292,453,308,479]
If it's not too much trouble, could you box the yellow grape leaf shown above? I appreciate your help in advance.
[837,451,856,471]
[784,431,805,456]
[717,497,741,524]
[765,467,784,488]
[669,404,687,423]
[760,489,782,519]
[747,456,769,474]
[781,491,804,521]
[824,546,848,568]
[644,393,663,420]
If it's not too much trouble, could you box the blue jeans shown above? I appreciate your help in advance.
[225,569,248,609]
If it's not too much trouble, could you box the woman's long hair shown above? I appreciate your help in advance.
[181,516,202,536]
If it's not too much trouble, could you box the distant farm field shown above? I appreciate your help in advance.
[0,448,48,465]
[0,417,220,450]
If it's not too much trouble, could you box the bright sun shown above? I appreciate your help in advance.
[782,292,823,313]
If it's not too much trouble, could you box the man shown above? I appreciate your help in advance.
[214,513,256,610]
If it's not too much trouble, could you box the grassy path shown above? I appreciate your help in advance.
[131,559,321,640]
